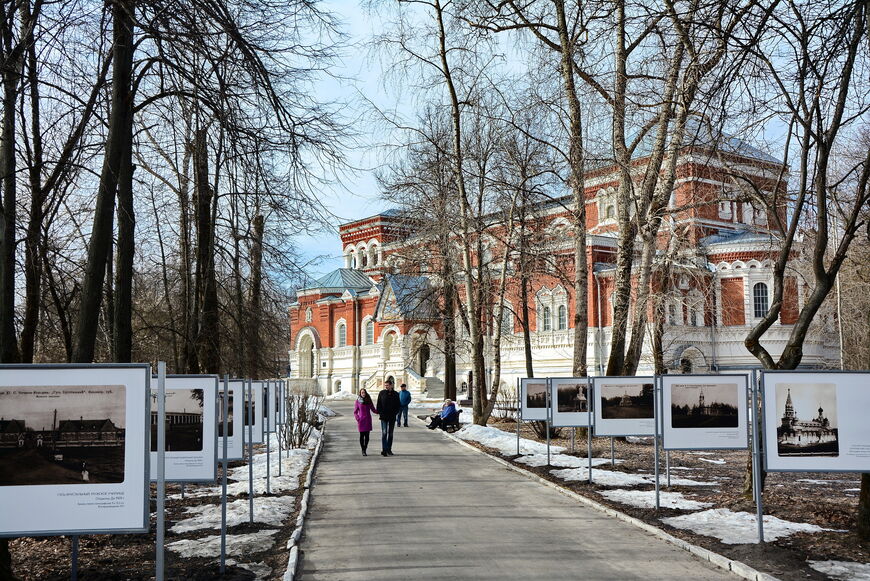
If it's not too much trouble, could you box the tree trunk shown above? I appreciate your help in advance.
[857,303,870,540]
[247,213,264,377]
[72,0,135,363]
[112,96,135,362]
[442,257,457,401]
[193,127,220,374]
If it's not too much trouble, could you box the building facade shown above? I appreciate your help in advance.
[288,140,839,398]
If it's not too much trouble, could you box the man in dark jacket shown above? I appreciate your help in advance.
[397,383,412,427]
[376,379,401,456]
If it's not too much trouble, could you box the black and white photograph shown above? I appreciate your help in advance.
[218,391,234,437]
[670,383,739,428]
[526,381,547,408]
[776,382,839,457]
[556,382,588,413]
[150,389,204,452]
[600,383,654,420]
[0,385,126,486]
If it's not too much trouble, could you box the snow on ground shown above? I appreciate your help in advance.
[808,560,870,580]
[626,436,653,444]
[551,467,652,487]
[661,508,828,544]
[455,424,565,456]
[171,496,295,533]
[845,488,862,492]
[516,453,622,468]
[224,448,312,495]
[324,390,356,401]
[688,451,715,456]
[226,560,272,581]
[317,404,337,418]
[698,458,726,465]
[599,489,714,511]
[670,467,698,471]
[665,475,719,486]
[167,530,279,558]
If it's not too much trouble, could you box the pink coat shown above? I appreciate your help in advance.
[353,399,377,432]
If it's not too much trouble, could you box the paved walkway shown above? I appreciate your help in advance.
[298,402,734,580]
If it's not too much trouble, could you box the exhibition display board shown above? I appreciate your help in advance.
[218,380,245,461]
[0,364,150,537]
[149,375,218,482]
[550,378,591,427]
[261,380,280,433]
[762,371,870,472]
[245,380,265,444]
[592,376,656,436]
[661,374,749,450]
[520,378,548,421]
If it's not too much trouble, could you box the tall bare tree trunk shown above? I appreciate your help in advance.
[247,213,264,377]
[113,95,135,362]
[193,127,220,373]
[72,0,135,363]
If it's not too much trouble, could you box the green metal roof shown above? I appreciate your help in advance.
[311,268,374,291]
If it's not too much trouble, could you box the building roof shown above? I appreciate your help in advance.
[0,419,25,433]
[58,419,118,432]
[700,229,779,248]
[308,268,375,292]
[376,274,439,321]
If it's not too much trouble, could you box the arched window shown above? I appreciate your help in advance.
[668,304,678,326]
[606,205,615,219]
[364,320,374,345]
[337,323,347,347]
[305,307,312,323]
[557,305,568,330]
[542,306,552,331]
[500,306,513,335]
[753,283,769,318]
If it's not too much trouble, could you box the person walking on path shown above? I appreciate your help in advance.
[376,379,401,456]
[353,388,377,456]
[397,383,412,427]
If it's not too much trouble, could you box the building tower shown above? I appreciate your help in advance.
[781,388,796,428]
[698,388,706,413]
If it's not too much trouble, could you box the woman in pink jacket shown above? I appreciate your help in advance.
[353,388,377,456]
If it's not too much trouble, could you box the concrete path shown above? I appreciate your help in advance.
[298,402,734,580]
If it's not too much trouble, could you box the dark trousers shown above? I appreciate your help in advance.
[359,431,370,451]
[398,405,409,426]
[380,419,395,452]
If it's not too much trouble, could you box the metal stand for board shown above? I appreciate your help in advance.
[71,536,79,581]
[666,450,671,488]
[156,362,167,581]
[266,380,271,495]
[516,378,521,456]
[220,376,229,574]
[654,376,661,510]
[247,379,255,523]
[277,381,283,474]
[571,427,575,454]
[610,437,615,466]
[545,378,552,467]
[587,377,593,484]
[751,369,765,542]
[180,483,185,499]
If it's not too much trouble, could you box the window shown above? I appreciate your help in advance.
[365,320,374,345]
[557,305,568,330]
[305,307,312,323]
[542,306,552,331]
[606,205,615,219]
[753,282,769,318]
[500,307,513,335]
[668,304,677,326]
[337,323,347,347]
[718,201,732,220]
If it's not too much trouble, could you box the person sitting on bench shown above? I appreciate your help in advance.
[427,400,458,430]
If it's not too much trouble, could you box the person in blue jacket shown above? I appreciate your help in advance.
[427,399,457,430]
[397,383,412,427]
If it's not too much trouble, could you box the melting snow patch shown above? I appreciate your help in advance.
[689,451,715,456]
[171,496,295,533]
[226,560,272,581]
[661,508,827,544]
[666,476,718,486]
[324,390,356,401]
[515,454,621,468]
[808,560,870,580]
[455,424,565,456]
[599,489,713,510]
[317,404,337,417]
[626,436,653,444]
[698,458,726,465]
[797,479,834,485]
[167,530,278,558]
[551,467,651,487]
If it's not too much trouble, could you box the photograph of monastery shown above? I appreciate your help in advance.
[776,383,839,457]
[525,381,547,408]
[670,383,739,428]
[0,385,126,486]
[600,383,654,419]
[150,389,204,452]
[556,382,588,413]
[218,391,234,437]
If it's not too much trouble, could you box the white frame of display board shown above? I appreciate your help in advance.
[592,376,656,437]
[661,374,750,451]
[261,380,279,433]
[218,380,245,461]
[519,378,549,421]
[0,363,151,538]
[245,379,264,444]
[149,375,219,483]
[550,377,592,427]
[762,370,870,473]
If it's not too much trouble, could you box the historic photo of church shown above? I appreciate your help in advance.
[670,383,739,428]
[556,382,587,413]
[600,383,654,419]
[150,389,204,452]
[0,385,126,486]
[526,381,547,408]
[776,383,839,457]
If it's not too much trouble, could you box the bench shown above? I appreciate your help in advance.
[441,409,463,433]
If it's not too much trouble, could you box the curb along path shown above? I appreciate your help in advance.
[297,402,738,580]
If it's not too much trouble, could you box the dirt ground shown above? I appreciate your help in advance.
[467,419,870,580]
[7,457,306,581]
